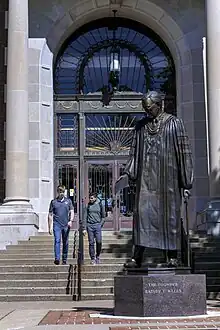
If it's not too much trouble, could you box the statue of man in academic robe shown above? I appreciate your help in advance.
[115,91,193,268]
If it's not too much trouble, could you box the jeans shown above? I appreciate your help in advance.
[87,223,102,260]
[53,222,70,262]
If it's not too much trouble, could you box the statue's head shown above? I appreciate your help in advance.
[142,91,163,118]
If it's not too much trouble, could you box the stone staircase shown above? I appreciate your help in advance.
[191,233,220,300]
[0,231,132,301]
[1,231,220,301]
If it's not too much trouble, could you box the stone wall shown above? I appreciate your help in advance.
[28,38,54,232]
[0,0,8,202]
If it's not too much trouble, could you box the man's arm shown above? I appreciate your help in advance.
[68,200,74,227]
[100,203,106,227]
[48,201,53,235]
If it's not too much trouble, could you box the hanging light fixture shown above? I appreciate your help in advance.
[102,10,120,106]
[109,10,120,90]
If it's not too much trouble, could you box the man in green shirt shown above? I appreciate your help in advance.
[83,192,106,264]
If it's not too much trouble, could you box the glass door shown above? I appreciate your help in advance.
[115,162,134,230]
[84,160,134,231]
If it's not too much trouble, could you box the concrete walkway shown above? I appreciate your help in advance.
[0,301,113,330]
[0,300,219,330]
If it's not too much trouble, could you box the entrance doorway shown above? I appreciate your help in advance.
[53,16,176,231]
[54,108,143,231]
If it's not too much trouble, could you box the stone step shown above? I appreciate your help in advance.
[195,269,220,277]
[5,246,132,254]
[194,261,220,270]
[207,285,220,292]
[206,277,220,285]
[192,247,220,254]
[81,271,123,279]
[0,286,113,295]
[17,239,132,245]
[0,271,120,280]
[0,278,114,288]
[0,272,71,280]
[194,255,220,261]
[81,264,122,272]
[0,293,113,302]
[80,293,113,300]
[0,258,76,265]
[195,242,220,247]
[29,233,132,241]
[0,258,124,265]
[0,294,74,302]
[0,252,130,259]
[207,292,220,300]
[0,265,70,272]
[0,264,122,273]
[0,279,69,288]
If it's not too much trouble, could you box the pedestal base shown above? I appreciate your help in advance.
[0,204,39,249]
[114,273,207,317]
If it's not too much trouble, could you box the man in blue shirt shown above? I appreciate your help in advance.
[48,185,74,265]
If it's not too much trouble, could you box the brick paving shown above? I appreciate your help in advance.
[39,308,220,328]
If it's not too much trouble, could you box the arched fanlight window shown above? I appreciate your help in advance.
[54,17,175,100]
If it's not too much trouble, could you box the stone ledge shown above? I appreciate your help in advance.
[0,206,39,249]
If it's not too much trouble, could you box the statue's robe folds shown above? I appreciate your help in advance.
[124,114,193,251]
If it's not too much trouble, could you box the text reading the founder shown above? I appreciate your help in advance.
[144,282,183,294]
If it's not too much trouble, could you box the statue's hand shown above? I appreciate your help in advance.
[116,174,128,184]
[183,189,191,200]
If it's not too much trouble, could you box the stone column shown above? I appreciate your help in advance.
[206,0,220,197]
[5,0,29,204]
[0,0,38,250]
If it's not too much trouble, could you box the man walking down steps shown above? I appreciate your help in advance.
[48,185,75,265]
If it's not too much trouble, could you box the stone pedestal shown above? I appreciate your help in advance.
[114,272,206,317]
[0,204,39,249]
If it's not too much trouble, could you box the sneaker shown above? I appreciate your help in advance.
[90,259,96,265]
[54,260,60,265]
[62,261,67,265]
[96,257,100,264]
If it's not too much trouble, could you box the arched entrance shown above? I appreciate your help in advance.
[54,17,176,231]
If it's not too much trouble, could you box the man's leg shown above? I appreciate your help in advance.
[94,224,102,264]
[124,245,145,268]
[167,249,179,267]
[61,226,70,265]
[133,245,145,266]
[53,223,61,265]
[87,226,95,264]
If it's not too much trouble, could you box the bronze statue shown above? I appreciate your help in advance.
[115,91,193,268]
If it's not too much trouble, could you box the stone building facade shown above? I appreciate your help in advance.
[0,0,218,248]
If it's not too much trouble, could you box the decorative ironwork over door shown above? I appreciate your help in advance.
[85,113,144,156]
[54,17,176,108]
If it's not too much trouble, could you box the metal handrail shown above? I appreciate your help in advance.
[77,227,84,301]
[196,207,220,229]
